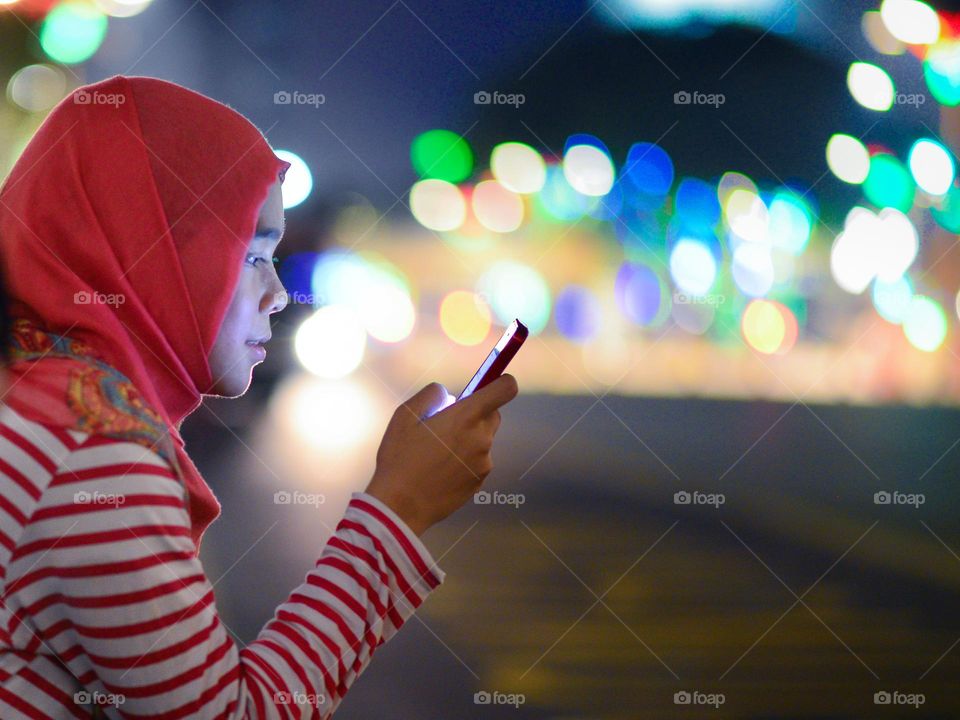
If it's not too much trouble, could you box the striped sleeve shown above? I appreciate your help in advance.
[2,432,445,719]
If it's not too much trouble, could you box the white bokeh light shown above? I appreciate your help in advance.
[826,134,870,184]
[880,0,940,45]
[275,150,313,209]
[847,62,895,112]
[670,239,717,296]
[294,305,367,379]
[909,139,955,196]
[562,144,615,197]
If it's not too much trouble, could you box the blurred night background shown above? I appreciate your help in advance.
[4,0,960,717]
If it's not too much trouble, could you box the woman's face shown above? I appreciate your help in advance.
[207,178,287,397]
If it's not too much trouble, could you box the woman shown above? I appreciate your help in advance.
[0,75,518,719]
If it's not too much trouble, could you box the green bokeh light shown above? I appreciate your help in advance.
[40,2,109,65]
[863,154,915,212]
[872,276,913,325]
[477,260,552,335]
[903,295,948,352]
[932,185,960,232]
[410,129,473,183]
[768,190,812,255]
[924,41,960,107]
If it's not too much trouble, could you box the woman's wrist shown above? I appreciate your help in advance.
[363,477,431,537]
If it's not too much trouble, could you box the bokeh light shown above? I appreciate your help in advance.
[439,290,492,346]
[275,150,313,209]
[411,129,473,183]
[768,191,812,254]
[40,2,108,64]
[932,185,960,232]
[6,64,65,112]
[862,9,905,55]
[826,134,870,184]
[490,142,546,193]
[278,251,321,304]
[285,377,376,452]
[924,40,960,106]
[875,208,918,282]
[94,0,154,17]
[908,139,955,196]
[311,251,415,343]
[554,285,603,342]
[732,242,775,297]
[879,0,940,45]
[831,207,879,294]
[621,141,674,205]
[472,180,524,232]
[831,205,918,291]
[903,295,948,351]
[360,277,415,344]
[311,251,368,308]
[675,177,721,231]
[863,154,915,212]
[478,261,552,335]
[615,262,663,326]
[537,163,598,221]
[410,179,466,231]
[872,275,914,324]
[717,172,757,208]
[742,299,797,355]
[847,62,895,111]
[670,239,717,296]
[563,143,615,196]
[295,305,367,378]
[725,189,768,244]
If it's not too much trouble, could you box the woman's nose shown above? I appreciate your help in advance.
[263,279,288,315]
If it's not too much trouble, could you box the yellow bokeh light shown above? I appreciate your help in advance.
[742,299,786,354]
[439,290,492,346]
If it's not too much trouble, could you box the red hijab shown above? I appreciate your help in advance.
[0,75,290,549]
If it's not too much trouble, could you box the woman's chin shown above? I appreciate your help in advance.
[207,368,254,398]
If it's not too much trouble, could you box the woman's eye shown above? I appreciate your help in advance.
[245,253,268,267]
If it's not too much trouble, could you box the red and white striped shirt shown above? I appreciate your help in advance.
[0,402,446,719]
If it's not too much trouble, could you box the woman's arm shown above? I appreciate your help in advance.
[2,431,445,719]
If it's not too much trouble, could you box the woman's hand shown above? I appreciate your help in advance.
[364,374,520,536]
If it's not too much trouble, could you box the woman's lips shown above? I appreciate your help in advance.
[246,341,266,360]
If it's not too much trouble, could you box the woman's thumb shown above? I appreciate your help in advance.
[400,382,451,422]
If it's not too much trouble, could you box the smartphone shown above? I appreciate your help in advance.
[456,318,528,401]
